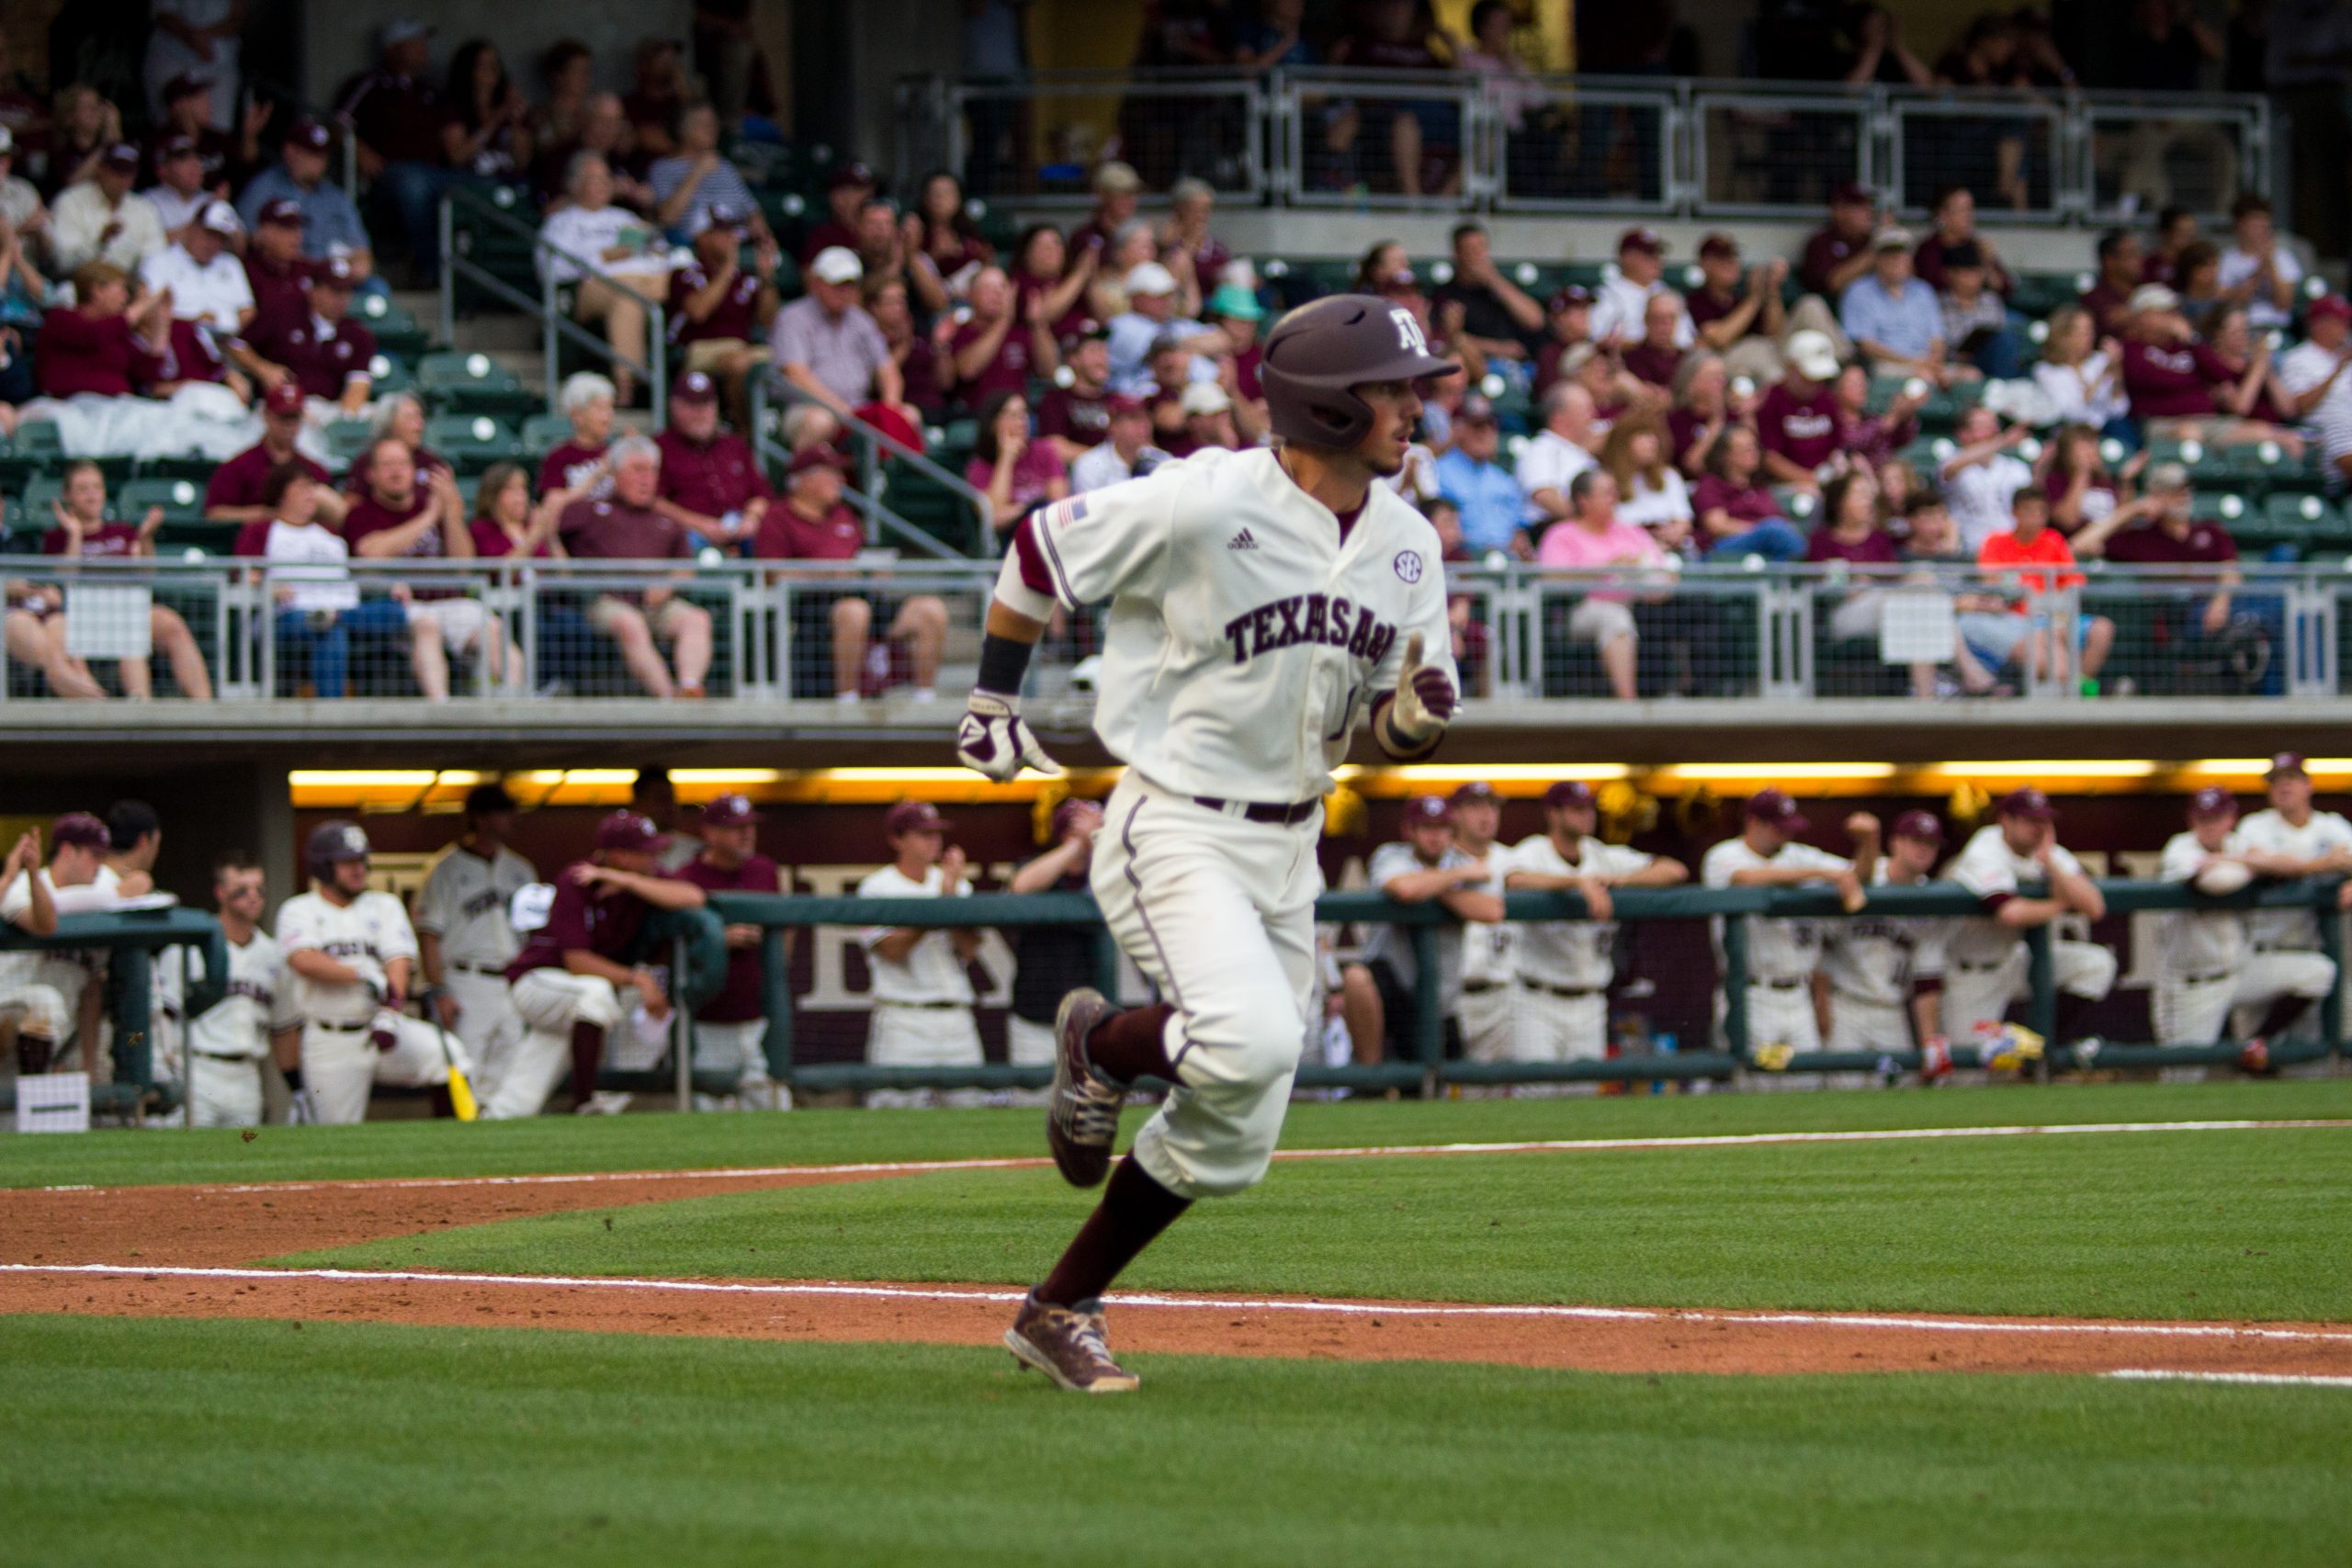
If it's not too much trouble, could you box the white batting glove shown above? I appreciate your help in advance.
[1386,632,1460,744]
[956,690,1062,782]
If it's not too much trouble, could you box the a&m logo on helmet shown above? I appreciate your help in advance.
[1389,309,1430,355]
[338,825,370,857]
[1393,550,1423,583]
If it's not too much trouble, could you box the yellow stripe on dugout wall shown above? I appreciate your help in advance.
[284,760,2352,812]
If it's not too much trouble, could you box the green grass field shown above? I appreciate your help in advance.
[5,1316,2346,1568]
[6,1081,2350,1566]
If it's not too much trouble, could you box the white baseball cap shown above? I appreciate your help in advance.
[0,126,13,156]
[2128,283,2180,313]
[198,199,243,237]
[1179,381,1231,417]
[1124,261,1178,297]
[1786,329,1841,382]
[809,246,864,286]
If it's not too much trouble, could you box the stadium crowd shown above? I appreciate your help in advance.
[5,756,2347,1125]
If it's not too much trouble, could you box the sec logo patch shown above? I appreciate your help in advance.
[1393,550,1423,583]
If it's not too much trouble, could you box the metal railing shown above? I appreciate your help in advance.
[748,371,993,561]
[0,906,228,1115]
[4,558,2349,707]
[707,875,2346,1095]
[901,69,2273,227]
[439,187,671,426]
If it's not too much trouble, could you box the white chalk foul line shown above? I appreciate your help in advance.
[2106,1370,2352,1389]
[38,1116,2352,1198]
[6,1261,2351,1348]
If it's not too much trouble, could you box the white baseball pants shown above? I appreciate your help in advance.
[300,1016,465,1125]
[1826,997,1913,1055]
[1939,942,2118,1043]
[481,968,624,1120]
[0,983,69,1046]
[1457,984,1519,1065]
[1091,775,1318,1201]
[1004,1014,1057,1066]
[2155,952,2336,1045]
[442,967,521,1068]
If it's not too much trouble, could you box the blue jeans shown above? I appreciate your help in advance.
[277,599,407,697]
[1706,518,1807,562]
[375,162,473,284]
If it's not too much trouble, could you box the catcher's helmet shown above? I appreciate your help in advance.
[1260,293,1458,450]
[306,820,371,881]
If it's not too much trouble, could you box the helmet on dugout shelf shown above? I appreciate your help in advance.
[306,820,370,881]
[1260,293,1458,450]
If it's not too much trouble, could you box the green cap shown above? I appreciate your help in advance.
[1206,283,1264,321]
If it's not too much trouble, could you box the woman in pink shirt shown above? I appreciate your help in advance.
[966,389,1069,537]
[1537,469,1670,700]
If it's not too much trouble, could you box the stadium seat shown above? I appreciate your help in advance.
[13,475,66,530]
[119,477,210,525]
[416,351,534,416]
[2262,492,2335,540]
[422,413,524,473]
[519,412,574,459]
[2189,490,2248,526]
[0,421,63,491]
[356,292,433,357]
[323,419,377,466]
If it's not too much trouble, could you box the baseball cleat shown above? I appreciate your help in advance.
[1046,987,1122,1189]
[1004,1292,1139,1393]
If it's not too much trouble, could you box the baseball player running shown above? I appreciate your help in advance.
[276,822,473,1123]
[2154,785,2335,1055]
[1444,782,1519,1065]
[2232,754,2352,1045]
[0,813,121,1077]
[1939,787,2116,1051]
[1502,781,1686,1075]
[1820,810,1950,1066]
[955,293,1460,1393]
[169,851,303,1128]
[414,783,535,1083]
[1702,791,1877,1070]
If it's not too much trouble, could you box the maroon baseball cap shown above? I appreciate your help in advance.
[264,380,306,416]
[1831,181,1875,207]
[1697,232,1740,261]
[1548,285,1594,314]
[1402,795,1453,826]
[886,799,949,836]
[160,133,201,162]
[595,810,669,853]
[1105,393,1148,418]
[258,197,305,228]
[1456,393,1498,425]
[162,72,211,103]
[1890,809,1944,844]
[2311,296,2352,324]
[2268,751,2310,779]
[701,793,763,828]
[285,117,332,152]
[827,162,876,190]
[1618,226,1664,255]
[50,812,109,851]
[2188,785,2239,820]
[1997,786,2057,821]
[313,255,356,288]
[1449,781,1498,807]
[100,142,140,172]
[1746,789,1807,829]
[788,442,852,476]
[672,369,718,404]
[1544,780,1596,810]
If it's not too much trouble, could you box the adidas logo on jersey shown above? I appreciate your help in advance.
[1227,528,1259,551]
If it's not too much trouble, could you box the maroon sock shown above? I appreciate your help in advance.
[2253,996,2314,1040]
[570,1023,605,1109]
[17,1033,51,1076]
[426,1085,457,1119]
[1084,1004,1179,1083]
[1038,1156,1192,1307]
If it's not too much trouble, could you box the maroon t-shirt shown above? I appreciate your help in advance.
[558,498,692,562]
[1758,383,1839,472]
[949,313,1035,404]
[344,487,459,596]
[1015,272,1094,345]
[674,852,779,1022]
[538,441,613,501]
[2105,519,2239,568]
[2120,339,2232,418]
[1805,527,1900,565]
[666,261,763,345]
[506,863,650,981]
[206,442,332,513]
[1035,384,1114,448]
[469,518,553,559]
[336,69,449,165]
[243,253,311,329]
[2043,469,2120,533]
[2079,280,2133,337]
[1690,476,1780,529]
[656,429,772,519]
[232,518,273,558]
[1913,234,2013,296]
[42,523,141,557]
[35,308,161,398]
[753,500,863,559]
[1799,225,1866,298]
[897,337,947,416]
[798,218,859,265]
[1622,343,1684,389]
[160,318,230,386]
[244,311,378,400]
[1683,284,1761,341]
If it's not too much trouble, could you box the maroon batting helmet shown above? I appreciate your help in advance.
[1260,294,1458,450]
[306,820,370,881]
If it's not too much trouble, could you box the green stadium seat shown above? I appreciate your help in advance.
[415,351,533,415]
[519,412,573,458]
[2189,490,2249,526]
[422,413,524,473]
[12,475,66,530]
[2263,492,2336,538]
[367,353,414,398]
[119,476,211,524]
[323,418,377,466]
[355,291,432,356]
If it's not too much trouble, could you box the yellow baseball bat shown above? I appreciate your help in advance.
[422,996,479,1121]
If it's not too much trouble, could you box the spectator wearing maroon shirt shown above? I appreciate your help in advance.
[967,389,1069,535]
[1622,293,1690,391]
[1035,326,1115,465]
[36,261,167,399]
[242,200,312,329]
[2143,206,2199,286]
[557,435,713,700]
[1010,223,1096,352]
[468,461,565,561]
[1667,353,1758,479]
[950,265,1048,412]
[1203,284,1266,418]
[800,162,874,265]
[241,255,377,413]
[866,274,951,420]
[2118,283,2264,434]
[2091,460,2273,687]
[336,20,460,286]
[1158,177,1232,294]
[36,459,213,700]
[1830,361,1927,475]
[1756,330,1845,491]
[754,443,947,703]
[1329,0,1458,197]
[2207,304,2306,438]
[1798,182,1880,302]
[1532,285,1596,398]
[1064,161,1142,273]
[1805,466,1951,695]
[1684,231,1788,383]
[206,380,345,526]
[345,437,508,700]
[2080,229,2144,338]
[675,794,789,1108]
[1693,426,1804,560]
[498,808,707,1118]
[666,212,778,428]
[655,370,772,548]
[903,170,991,316]
[353,392,455,497]
[1912,186,2016,296]
[538,371,618,501]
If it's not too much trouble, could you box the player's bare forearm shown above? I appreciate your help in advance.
[872,930,924,964]
[2049,866,2105,919]
[286,950,364,987]
[1623,859,1690,887]
[1911,987,1943,1046]
[1439,889,1506,922]
[1996,895,2064,929]
[562,949,642,987]
[271,1026,303,1070]
[418,931,446,987]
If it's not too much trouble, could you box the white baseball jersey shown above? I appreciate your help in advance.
[1701,838,1849,982]
[1821,868,1948,1008]
[175,931,302,1059]
[413,842,536,969]
[2234,807,2352,950]
[0,865,121,1024]
[1014,446,1456,804]
[1360,840,1479,1008]
[1455,840,1518,991]
[275,889,419,1025]
[856,865,977,1006]
[1510,833,1658,989]
[2157,830,2248,976]
[1942,825,2089,967]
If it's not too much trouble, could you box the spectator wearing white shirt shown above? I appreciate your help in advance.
[1104,261,1223,397]
[51,143,167,275]
[538,152,673,406]
[2276,294,2352,488]
[139,200,252,335]
[2217,195,2302,331]
[1600,412,1695,547]
[2032,303,2133,440]
[1517,381,1600,526]
[1069,395,1168,492]
[1939,404,2036,553]
[0,126,48,246]
[1589,227,1693,350]
[855,800,984,1108]
[141,134,212,243]
[1701,792,1876,1062]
